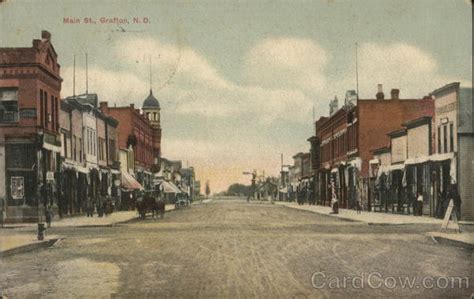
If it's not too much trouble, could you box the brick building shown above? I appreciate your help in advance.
[100,90,161,189]
[315,85,434,210]
[0,31,62,222]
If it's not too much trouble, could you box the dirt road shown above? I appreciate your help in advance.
[1,199,472,298]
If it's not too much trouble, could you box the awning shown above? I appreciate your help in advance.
[348,157,362,170]
[377,163,406,178]
[76,166,89,174]
[43,142,62,153]
[121,171,143,190]
[369,158,380,165]
[429,152,454,162]
[404,152,454,165]
[159,180,182,194]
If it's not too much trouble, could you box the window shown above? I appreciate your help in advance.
[443,125,448,153]
[0,88,19,123]
[449,123,454,152]
[437,126,441,154]
[44,91,48,127]
[73,136,77,161]
[79,137,82,162]
[51,95,55,130]
[39,90,44,125]
[63,134,68,158]
[109,139,116,162]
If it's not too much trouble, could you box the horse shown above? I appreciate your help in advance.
[136,192,165,219]
[155,198,165,219]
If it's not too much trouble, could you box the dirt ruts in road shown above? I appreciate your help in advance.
[1,200,472,298]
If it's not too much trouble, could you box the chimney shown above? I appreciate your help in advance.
[99,101,108,112]
[376,84,384,100]
[390,89,400,100]
[41,30,51,41]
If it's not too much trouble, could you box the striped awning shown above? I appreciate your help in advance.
[121,171,143,190]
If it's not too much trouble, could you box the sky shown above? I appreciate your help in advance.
[1,0,472,192]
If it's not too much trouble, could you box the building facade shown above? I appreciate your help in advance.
[0,31,62,222]
[431,83,473,220]
[100,91,161,189]
[316,86,434,211]
[59,94,120,216]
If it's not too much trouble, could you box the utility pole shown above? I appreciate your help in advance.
[73,54,76,96]
[355,42,359,100]
[85,53,88,94]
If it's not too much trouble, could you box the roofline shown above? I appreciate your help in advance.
[402,116,432,129]
[430,82,460,96]
[387,128,407,138]
[372,146,391,155]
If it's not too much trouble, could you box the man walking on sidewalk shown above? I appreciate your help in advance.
[45,206,54,228]
[416,192,424,216]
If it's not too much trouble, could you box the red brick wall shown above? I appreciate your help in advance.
[358,99,434,176]
[0,32,62,137]
[100,104,155,170]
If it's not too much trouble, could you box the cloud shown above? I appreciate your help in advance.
[114,36,232,90]
[340,42,472,99]
[61,65,148,105]
[243,37,329,91]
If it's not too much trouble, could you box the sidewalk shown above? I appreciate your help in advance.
[427,231,474,249]
[0,233,61,257]
[2,204,177,229]
[275,202,474,225]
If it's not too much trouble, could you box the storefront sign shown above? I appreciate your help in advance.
[20,108,37,118]
[10,176,24,200]
[46,171,55,180]
[436,102,456,115]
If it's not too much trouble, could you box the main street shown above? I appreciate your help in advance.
[1,199,472,298]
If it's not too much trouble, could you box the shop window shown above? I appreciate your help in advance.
[437,126,441,154]
[449,123,454,152]
[443,125,447,153]
[0,88,19,123]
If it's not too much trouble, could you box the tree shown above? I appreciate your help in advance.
[205,181,211,198]
[226,183,253,197]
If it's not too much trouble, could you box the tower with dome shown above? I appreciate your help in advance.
[142,88,162,172]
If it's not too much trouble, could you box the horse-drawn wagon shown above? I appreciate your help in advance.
[136,190,166,219]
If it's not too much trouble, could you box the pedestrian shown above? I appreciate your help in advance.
[330,197,339,214]
[45,206,54,228]
[40,183,47,207]
[356,198,362,214]
[416,192,423,216]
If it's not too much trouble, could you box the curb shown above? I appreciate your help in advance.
[0,237,62,258]
[367,222,438,226]
[280,204,364,223]
[431,236,474,250]
[280,204,443,226]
